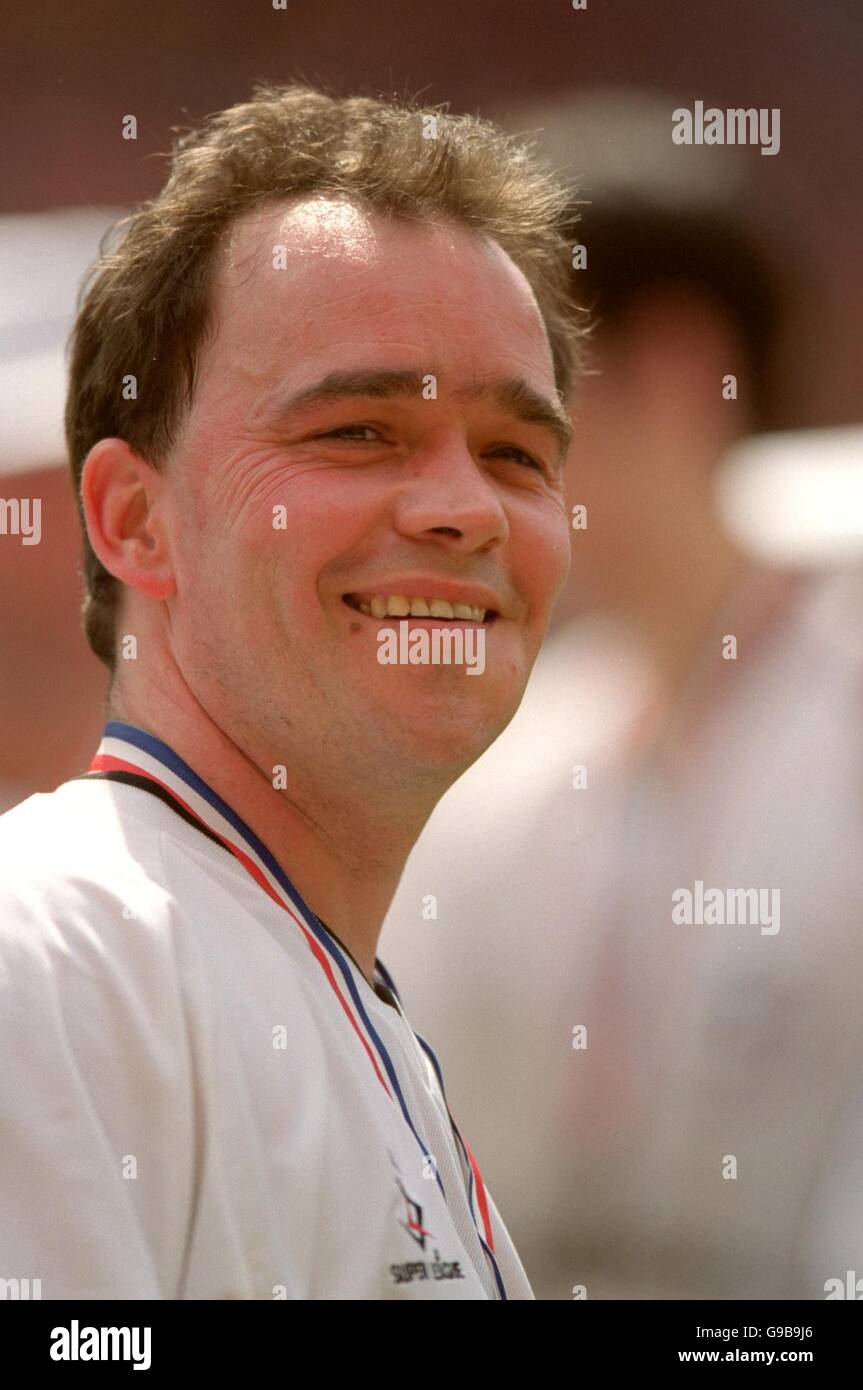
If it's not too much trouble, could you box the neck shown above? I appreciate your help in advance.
[108,661,438,986]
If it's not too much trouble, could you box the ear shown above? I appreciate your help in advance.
[80,438,177,601]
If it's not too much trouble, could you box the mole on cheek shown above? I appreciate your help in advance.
[349,621,362,633]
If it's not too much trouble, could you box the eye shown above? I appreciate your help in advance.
[320,424,384,442]
[489,445,546,473]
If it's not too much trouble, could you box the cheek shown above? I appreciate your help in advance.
[521,495,572,606]
[179,457,314,587]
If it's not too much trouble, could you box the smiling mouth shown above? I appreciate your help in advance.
[342,594,498,624]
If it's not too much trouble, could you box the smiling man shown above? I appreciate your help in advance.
[0,83,582,1300]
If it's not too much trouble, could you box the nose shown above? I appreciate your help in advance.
[392,434,510,553]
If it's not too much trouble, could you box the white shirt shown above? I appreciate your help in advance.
[0,722,532,1300]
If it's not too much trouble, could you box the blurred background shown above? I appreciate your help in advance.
[2,0,861,1299]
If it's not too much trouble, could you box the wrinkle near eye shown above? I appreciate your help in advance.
[209,449,312,524]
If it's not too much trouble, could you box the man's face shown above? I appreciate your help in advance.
[160,196,571,782]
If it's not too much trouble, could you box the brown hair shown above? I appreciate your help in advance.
[66,81,586,673]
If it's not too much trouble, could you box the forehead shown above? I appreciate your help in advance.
[200,195,555,396]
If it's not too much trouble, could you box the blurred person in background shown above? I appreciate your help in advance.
[0,211,115,811]
[0,463,106,812]
[381,91,863,1300]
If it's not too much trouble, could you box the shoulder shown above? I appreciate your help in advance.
[0,778,184,1000]
[0,774,171,877]
[0,776,319,1034]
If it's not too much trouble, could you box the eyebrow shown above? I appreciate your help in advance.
[271,367,573,464]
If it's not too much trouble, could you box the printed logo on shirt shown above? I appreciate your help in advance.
[388,1147,433,1249]
[386,1150,465,1287]
[397,1175,433,1249]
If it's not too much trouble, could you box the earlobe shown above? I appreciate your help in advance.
[80,438,177,601]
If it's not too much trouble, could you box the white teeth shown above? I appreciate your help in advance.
[352,595,489,622]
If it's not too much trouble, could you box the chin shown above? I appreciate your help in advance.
[395,698,516,775]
